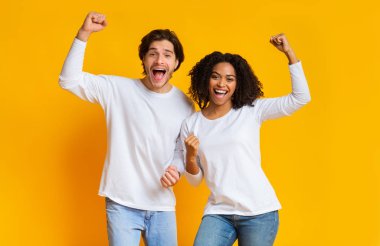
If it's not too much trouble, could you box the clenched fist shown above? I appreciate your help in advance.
[270,33,298,64]
[160,165,180,188]
[76,12,108,42]
[185,134,200,175]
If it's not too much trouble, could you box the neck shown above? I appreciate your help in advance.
[202,102,233,120]
[140,77,172,93]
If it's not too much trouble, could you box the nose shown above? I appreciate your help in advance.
[217,78,226,87]
[155,54,164,64]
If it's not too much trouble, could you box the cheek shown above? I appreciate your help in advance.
[142,59,150,69]
[230,83,237,95]
[209,79,216,87]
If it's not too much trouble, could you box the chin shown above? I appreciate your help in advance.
[152,81,166,88]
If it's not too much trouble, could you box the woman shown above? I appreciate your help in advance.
[181,34,311,246]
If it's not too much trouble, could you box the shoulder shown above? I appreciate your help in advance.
[172,86,195,109]
[251,98,262,106]
[105,75,137,85]
[183,111,200,125]
[100,76,142,93]
[181,111,200,132]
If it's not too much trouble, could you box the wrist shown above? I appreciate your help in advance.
[285,49,298,64]
[76,29,92,42]
[185,164,199,175]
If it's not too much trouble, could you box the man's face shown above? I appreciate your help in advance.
[141,40,179,93]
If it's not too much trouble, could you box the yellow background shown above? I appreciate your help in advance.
[2,0,379,245]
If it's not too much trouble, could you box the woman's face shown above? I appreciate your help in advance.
[208,62,237,108]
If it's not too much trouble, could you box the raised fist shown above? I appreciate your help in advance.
[77,12,107,41]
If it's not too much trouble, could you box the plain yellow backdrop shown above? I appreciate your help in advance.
[1,0,379,245]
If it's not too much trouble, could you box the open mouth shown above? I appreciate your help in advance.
[152,68,166,81]
[214,89,227,96]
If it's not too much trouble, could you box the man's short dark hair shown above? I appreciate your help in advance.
[139,29,184,74]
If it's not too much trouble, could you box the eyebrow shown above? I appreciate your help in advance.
[211,71,236,78]
[148,48,174,54]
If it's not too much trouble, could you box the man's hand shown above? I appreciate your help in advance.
[76,12,108,42]
[160,165,180,188]
[270,33,298,64]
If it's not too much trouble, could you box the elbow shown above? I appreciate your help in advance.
[58,75,68,89]
[303,93,312,105]
[293,92,311,106]
[58,75,80,90]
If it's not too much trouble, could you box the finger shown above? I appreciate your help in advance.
[186,137,198,146]
[160,178,169,188]
[166,169,180,180]
[163,172,178,186]
[185,138,196,147]
[185,134,196,143]
[270,36,279,46]
[278,36,288,46]
[161,176,171,187]
[100,15,107,25]
[92,14,105,24]
[187,135,199,144]
[102,19,108,27]
[270,33,283,43]
[164,171,178,184]
[273,33,284,38]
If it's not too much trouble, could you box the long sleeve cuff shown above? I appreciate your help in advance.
[184,170,203,186]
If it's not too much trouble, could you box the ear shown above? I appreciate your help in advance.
[175,59,179,70]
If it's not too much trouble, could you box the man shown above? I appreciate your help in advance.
[59,12,193,246]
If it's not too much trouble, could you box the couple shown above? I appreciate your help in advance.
[59,12,311,246]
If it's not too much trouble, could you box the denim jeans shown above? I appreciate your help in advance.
[105,197,177,246]
[194,211,279,246]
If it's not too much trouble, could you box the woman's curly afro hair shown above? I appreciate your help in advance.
[188,51,264,109]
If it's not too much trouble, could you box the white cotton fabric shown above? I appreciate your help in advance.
[59,39,194,211]
[182,62,311,216]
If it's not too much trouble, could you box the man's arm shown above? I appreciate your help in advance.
[59,12,109,104]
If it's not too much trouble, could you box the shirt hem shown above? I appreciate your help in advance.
[98,192,176,212]
[203,205,281,217]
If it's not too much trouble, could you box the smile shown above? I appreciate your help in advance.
[152,68,167,80]
[214,89,227,95]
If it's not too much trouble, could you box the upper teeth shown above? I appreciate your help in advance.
[215,90,226,94]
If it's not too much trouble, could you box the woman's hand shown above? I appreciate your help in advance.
[185,134,200,174]
[270,33,298,64]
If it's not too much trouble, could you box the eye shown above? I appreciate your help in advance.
[164,54,172,58]
[227,77,235,82]
[211,74,220,80]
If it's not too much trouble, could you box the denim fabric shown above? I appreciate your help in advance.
[105,198,177,246]
[194,211,279,246]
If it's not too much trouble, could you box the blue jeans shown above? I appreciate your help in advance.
[194,211,279,246]
[105,198,177,246]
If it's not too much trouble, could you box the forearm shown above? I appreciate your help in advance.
[185,157,203,187]
[185,155,200,175]
[76,29,92,42]
[285,48,298,65]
